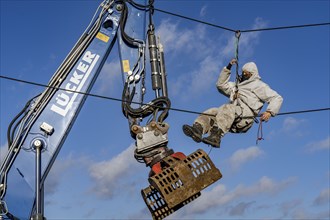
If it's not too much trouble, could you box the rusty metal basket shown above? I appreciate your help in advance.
[141,149,222,219]
[141,185,200,220]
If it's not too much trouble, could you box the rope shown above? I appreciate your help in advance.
[234,31,241,86]
[0,75,329,118]
[256,120,264,145]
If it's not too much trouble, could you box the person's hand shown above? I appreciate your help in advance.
[226,58,238,70]
[260,111,272,122]
[230,58,237,65]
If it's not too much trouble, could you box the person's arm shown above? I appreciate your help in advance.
[254,83,283,121]
[216,59,237,96]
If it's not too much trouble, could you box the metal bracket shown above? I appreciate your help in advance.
[133,122,169,153]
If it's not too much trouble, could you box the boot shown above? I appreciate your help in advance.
[202,126,223,148]
[182,123,203,143]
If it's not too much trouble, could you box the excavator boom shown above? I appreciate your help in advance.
[0,1,221,219]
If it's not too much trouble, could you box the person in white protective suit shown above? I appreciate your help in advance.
[183,58,283,148]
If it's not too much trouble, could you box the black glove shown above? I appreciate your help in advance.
[226,63,232,70]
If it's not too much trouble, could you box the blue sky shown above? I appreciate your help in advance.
[0,0,329,219]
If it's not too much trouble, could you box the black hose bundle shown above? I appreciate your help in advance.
[7,94,40,147]
[122,82,170,123]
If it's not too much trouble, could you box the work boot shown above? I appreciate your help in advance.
[182,123,203,143]
[202,126,223,148]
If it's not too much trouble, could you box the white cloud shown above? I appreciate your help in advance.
[88,144,144,198]
[188,55,221,97]
[279,199,303,217]
[282,117,305,132]
[156,17,267,100]
[228,146,264,170]
[157,21,222,99]
[229,201,255,216]
[156,19,197,55]
[306,136,330,152]
[222,17,268,60]
[280,116,308,137]
[199,5,208,17]
[313,188,330,206]
[169,176,296,218]
[239,176,296,196]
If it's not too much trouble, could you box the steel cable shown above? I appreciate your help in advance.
[1,75,329,118]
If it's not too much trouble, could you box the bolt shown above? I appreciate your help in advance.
[150,122,156,128]
[116,4,123,11]
[34,139,42,148]
[134,74,140,81]
[137,134,143,140]
[154,131,160,136]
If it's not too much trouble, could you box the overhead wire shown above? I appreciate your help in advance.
[1,5,329,120]
[0,3,328,216]
[154,8,330,33]
[1,75,329,118]
[240,22,330,33]
[154,8,236,32]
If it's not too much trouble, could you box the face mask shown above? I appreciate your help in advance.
[240,74,250,82]
[240,71,252,82]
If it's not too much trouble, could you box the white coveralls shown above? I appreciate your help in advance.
[195,62,283,136]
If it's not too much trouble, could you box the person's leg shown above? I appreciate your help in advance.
[194,108,218,133]
[203,104,238,148]
[182,108,218,143]
[214,104,238,134]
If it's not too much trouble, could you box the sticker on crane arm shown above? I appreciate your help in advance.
[96,32,109,43]
[122,60,130,73]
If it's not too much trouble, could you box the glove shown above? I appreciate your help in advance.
[226,58,237,70]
